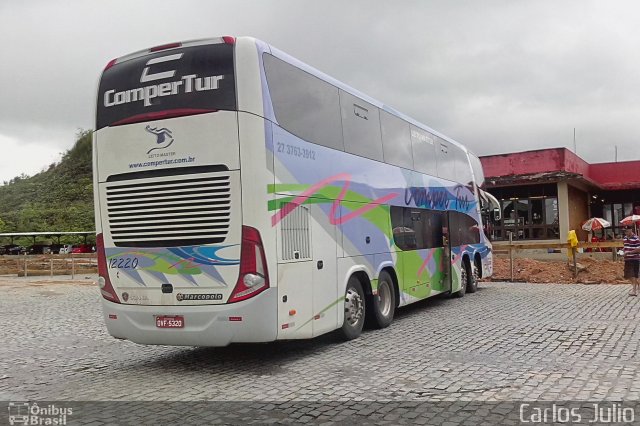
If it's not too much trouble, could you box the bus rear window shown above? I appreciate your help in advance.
[96,43,236,129]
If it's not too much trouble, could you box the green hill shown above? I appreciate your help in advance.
[0,130,94,242]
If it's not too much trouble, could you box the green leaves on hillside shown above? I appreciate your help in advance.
[0,130,95,241]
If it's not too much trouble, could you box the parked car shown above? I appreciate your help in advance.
[6,245,27,255]
[1,244,15,255]
[71,244,94,254]
[28,244,52,255]
[56,244,73,254]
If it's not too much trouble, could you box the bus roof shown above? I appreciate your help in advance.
[103,35,475,158]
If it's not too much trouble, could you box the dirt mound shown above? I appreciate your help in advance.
[491,257,628,284]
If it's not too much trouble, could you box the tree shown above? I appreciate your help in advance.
[0,130,94,237]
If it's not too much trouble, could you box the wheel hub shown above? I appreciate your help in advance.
[344,288,364,326]
[377,281,391,317]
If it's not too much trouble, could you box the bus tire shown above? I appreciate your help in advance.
[467,261,479,294]
[339,275,366,340]
[367,270,396,329]
[454,259,470,298]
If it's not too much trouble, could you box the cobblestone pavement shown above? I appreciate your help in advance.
[2,279,640,424]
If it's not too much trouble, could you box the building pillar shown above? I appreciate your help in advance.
[557,181,570,242]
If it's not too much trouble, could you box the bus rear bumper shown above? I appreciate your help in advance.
[100,289,278,347]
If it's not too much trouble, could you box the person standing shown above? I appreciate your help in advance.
[623,226,640,296]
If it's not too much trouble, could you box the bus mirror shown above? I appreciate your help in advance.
[493,208,501,221]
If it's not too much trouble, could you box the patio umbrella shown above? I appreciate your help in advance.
[581,217,611,231]
[620,215,640,226]
[621,215,640,234]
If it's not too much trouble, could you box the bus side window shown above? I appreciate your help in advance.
[263,54,344,151]
[449,211,481,246]
[390,206,417,250]
[381,110,412,169]
[410,126,437,176]
[456,148,474,188]
[423,210,445,248]
[340,90,383,161]
[391,206,448,250]
[436,139,455,182]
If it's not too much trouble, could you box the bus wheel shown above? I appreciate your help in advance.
[367,271,396,329]
[467,261,479,294]
[339,276,366,340]
[454,260,470,298]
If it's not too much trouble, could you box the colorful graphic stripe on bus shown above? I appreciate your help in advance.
[268,177,468,298]
[269,173,398,228]
[105,246,239,286]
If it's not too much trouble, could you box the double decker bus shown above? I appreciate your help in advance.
[93,36,492,346]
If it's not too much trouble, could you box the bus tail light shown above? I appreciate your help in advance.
[110,109,217,126]
[228,226,269,303]
[150,42,182,52]
[104,58,117,71]
[96,233,121,304]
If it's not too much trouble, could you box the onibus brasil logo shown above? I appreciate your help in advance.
[8,402,73,425]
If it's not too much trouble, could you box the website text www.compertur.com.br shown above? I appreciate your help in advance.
[129,156,196,169]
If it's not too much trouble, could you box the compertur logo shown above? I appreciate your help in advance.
[103,52,224,108]
[145,126,175,154]
[140,53,183,83]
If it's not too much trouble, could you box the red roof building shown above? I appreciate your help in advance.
[479,148,640,242]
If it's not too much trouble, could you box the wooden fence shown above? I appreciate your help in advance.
[0,254,97,278]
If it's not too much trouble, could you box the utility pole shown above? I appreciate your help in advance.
[615,145,618,162]
[573,128,576,154]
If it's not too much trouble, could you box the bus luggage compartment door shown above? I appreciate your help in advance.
[310,205,338,337]
[276,261,313,339]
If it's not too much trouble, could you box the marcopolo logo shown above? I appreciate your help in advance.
[8,402,73,425]
[176,293,223,302]
[103,52,224,108]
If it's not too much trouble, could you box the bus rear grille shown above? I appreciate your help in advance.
[105,173,231,247]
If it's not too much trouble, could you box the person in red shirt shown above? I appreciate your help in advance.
[623,227,640,296]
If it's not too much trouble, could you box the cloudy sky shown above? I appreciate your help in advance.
[1,0,639,183]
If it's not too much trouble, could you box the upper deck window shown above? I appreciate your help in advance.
[263,54,343,151]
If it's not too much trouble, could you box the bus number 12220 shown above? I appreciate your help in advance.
[108,257,139,269]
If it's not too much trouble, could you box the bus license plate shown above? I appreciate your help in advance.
[156,315,184,328]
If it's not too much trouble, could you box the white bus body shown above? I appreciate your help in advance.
[94,36,492,346]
